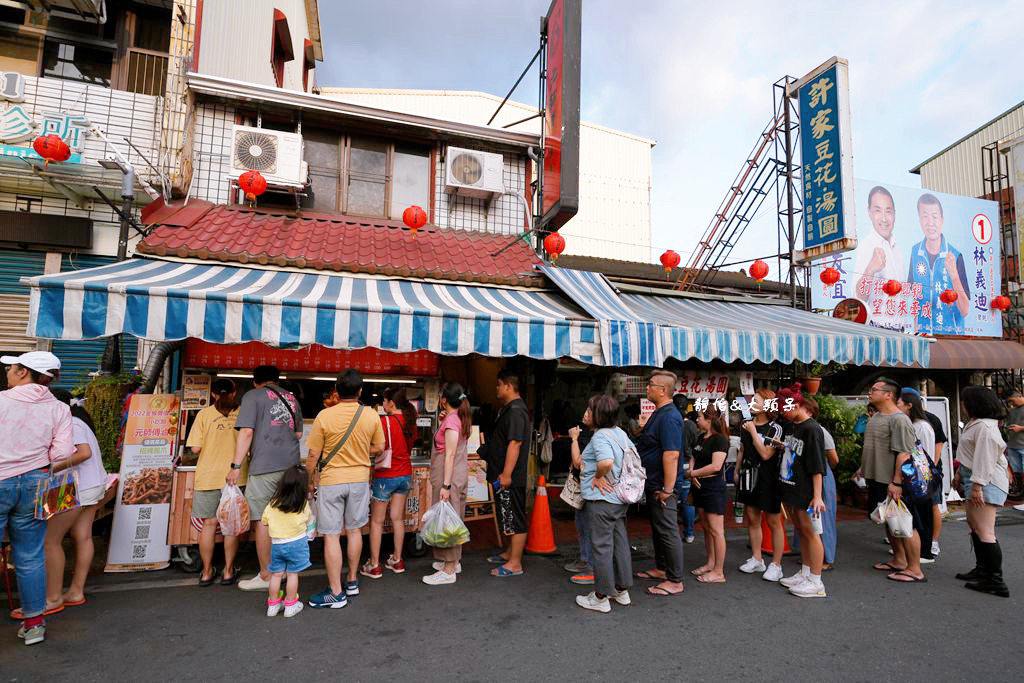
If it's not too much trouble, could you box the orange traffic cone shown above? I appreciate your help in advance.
[760,512,792,555]
[525,475,557,555]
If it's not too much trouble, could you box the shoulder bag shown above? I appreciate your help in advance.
[559,468,584,510]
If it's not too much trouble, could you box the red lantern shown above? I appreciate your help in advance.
[749,259,769,282]
[659,249,681,276]
[402,205,428,236]
[543,232,566,263]
[820,267,840,286]
[238,170,267,202]
[883,279,902,296]
[992,295,1012,312]
[939,289,958,305]
[32,134,71,167]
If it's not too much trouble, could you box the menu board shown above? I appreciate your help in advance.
[182,374,212,411]
[105,394,179,572]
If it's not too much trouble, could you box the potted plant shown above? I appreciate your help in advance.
[800,361,847,395]
[813,394,866,508]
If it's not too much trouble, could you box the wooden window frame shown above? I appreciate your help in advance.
[270,8,293,89]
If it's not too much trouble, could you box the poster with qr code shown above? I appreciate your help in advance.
[105,394,177,572]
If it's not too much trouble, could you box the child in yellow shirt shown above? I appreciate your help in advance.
[261,465,312,618]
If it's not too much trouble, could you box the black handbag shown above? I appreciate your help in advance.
[737,462,758,495]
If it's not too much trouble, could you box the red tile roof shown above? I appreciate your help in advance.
[137,202,543,286]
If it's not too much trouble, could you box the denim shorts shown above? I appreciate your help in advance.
[268,538,311,574]
[960,466,1008,507]
[371,475,411,503]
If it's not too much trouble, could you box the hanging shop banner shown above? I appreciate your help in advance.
[184,340,439,376]
[540,0,581,230]
[791,57,856,263]
[676,372,729,399]
[810,180,1001,337]
[182,373,212,411]
[105,394,179,572]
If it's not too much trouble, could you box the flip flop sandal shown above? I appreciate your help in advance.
[886,570,927,583]
[220,567,239,586]
[490,566,524,577]
[696,574,727,584]
[10,604,64,619]
[645,585,684,597]
[486,554,508,564]
[872,562,905,571]
[198,568,218,587]
[62,598,87,607]
[634,570,663,580]
[690,567,711,576]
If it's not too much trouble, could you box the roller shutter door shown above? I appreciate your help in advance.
[0,249,46,355]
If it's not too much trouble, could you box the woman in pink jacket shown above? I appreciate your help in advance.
[0,352,75,647]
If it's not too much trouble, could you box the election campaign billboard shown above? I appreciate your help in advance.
[810,180,1002,337]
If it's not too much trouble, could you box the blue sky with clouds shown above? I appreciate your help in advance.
[317,0,1024,269]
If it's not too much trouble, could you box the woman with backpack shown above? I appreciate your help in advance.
[569,394,633,613]
[689,403,730,584]
[896,389,937,563]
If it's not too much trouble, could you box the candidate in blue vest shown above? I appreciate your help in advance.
[907,193,970,335]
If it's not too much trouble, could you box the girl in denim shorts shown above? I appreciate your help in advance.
[261,465,312,617]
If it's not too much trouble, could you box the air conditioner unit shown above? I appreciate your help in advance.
[444,147,504,199]
[229,125,306,186]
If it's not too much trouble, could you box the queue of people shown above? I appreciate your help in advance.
[4,356,1017,645]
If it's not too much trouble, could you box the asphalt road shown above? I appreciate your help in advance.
[2,511,1020,681]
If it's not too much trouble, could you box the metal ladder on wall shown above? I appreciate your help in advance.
[981,142,1023,395]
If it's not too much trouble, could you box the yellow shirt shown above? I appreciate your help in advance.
[261,502,311,540]
[186,406,247,490]
[307,402,385,486]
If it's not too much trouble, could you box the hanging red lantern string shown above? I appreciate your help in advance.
[939,289,958,305]
[749,259,769,282]
[659,249,681,277]
[991,295,1012,312]
[238,170,267,203]
[543,232,566,264]
[883,279,902,297]
[820,267,840,286]
[402,205,427,237]
[32,134,71,168]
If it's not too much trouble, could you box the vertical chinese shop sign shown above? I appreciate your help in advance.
[105,394,180,572]
[795,58,857,262]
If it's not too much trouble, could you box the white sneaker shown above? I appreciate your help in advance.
[789,579,827,598]
[762,563,784,582]
[266,600,282,617]
[931,541,941,556]
[684,535,696,544]
[920,556,936,564]
[612,590,631,606]
[575,591,611,613]
[739,557,766,574]
[239,575,270,591]
[780,571,808,588]
[284,601,303,618]
[422,569,457,585]
[432,561,462,574]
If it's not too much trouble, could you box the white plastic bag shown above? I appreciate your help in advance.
[869,500,887,525]
[420,500,470,548]
[216,484,250,537]
[306,499,318,541]
[885,497,914,539]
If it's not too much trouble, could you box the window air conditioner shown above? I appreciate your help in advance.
[443,147,504,199]
[229,125,306,186]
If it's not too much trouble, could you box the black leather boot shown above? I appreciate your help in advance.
[955,532,983,581]
[965,540,1009,598]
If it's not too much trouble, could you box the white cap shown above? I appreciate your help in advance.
[1,351,61,377]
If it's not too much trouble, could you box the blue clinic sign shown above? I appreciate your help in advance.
[794,58,856,261]
[811,181,1002,337]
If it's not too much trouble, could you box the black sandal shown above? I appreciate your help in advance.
[220,566,239,586]
[199,567,218,587]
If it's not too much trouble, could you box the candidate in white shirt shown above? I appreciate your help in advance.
[852,185,910,332]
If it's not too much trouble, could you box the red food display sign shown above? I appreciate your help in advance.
[184,340,439,376]
[541,0,581,230]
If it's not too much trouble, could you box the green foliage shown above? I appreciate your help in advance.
[813,393,863,492]
[82,372,140,472]
[806,361,849,378]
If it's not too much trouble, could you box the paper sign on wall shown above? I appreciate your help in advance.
[182,374,212,411]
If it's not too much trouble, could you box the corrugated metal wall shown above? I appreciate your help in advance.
[198,0,314,92]
[916,103,1024,197]
[0,249,46,354]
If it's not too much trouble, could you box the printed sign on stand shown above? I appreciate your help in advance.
[105,394,179,572]
[182,374,212,411]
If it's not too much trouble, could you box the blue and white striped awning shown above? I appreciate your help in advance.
[539,266,662,367]
[25,259,604,364]
[622,294,929,368]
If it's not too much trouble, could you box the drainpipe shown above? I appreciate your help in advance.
[139,341,183,394]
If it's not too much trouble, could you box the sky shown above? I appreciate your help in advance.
[316,0,1024,272]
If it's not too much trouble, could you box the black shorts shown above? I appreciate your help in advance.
[496,485,528,535]
[694,477,727,515]
[739,472,782,514]
[867,479,889,514]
